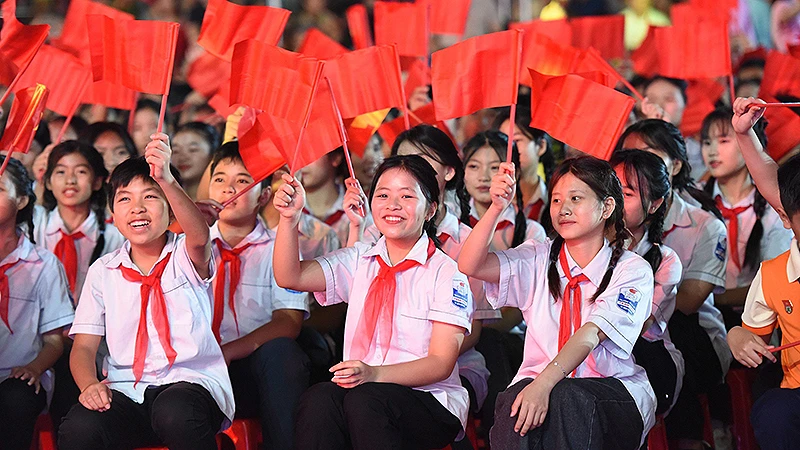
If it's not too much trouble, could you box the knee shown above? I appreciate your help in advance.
[251,338,309,373]
[296,383,344,426]
[58,405,104,450]
[341,383,387,419]
[752,389,796,432]
[150,385,215,437]
[548,379,595,410]
[0,378,41,415]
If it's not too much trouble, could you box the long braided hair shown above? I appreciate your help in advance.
[43,141,109,265]
[546,156,630,302]
[0,156,36,243]
[462,131,528,247]
[610,150,671,274]
[701,108,769,271]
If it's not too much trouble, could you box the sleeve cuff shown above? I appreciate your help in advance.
[587,314,635,358]
[683,270,726,290]
[428,310,472,334]
[69,323,105,337]
[313,256,340,307]
[485,252,511,309]
[39,314,75,334]
[742,321,776,336]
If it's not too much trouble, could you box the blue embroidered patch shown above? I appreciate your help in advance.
[617,287,641,317]
[452,279,469,309]
[715,235,727,262]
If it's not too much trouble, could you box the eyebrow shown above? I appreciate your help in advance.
[55,163,92,170]
[212,171,252,179]
[115,186,162,197]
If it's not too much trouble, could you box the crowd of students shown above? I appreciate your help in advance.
[3,1,800,450]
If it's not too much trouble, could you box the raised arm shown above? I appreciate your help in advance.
[343,177,369,247]
[145,132,213,277]
[458,162,517,283]
[272,173,326,292]
[732,97,784,216]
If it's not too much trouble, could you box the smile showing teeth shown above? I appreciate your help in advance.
[130,220,150,229]
[384,216,403,224]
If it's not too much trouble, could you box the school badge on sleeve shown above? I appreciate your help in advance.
[715,235,727,262]
[452,279,469,309]
[617,287,641,317]
[783,300,794,314]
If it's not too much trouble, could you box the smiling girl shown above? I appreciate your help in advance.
[273,155,473,449]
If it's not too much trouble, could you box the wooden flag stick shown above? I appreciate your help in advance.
[506,29,523,163]
[728,74,736,107]
[128,92,140,134]
[0,85,47,177]
[506,104,516,163]
[289,61,326,174]
[0,150,13,178]
[325,76,365,217]
[392,44,411,130]
[0,46,39,107]
[55,81,90,144]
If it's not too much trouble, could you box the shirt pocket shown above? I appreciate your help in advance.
[395,305,431,355]
[163,275,193,326]
[237,277,274,322]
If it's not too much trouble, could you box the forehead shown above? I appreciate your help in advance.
[645,79,681,97]
[95,131,124,146]
[55,152,90,167]
[115,176,162,197]
[469,145,501,162]
[173,130,205,144]
[375,168,420,190]
[552,172,592,193]
[213,158,249,175]
[613,164,638,188]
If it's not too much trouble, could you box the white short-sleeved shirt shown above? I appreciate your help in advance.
[270,213,340,261]
[711,183,793,289]
[0,233,74,404]
[663,193,732,375]
[632,235,685,413]
[485,239,657,444]
[211,221,309,345]
[469,200,546,251]
[70,233,235,425]
[33,206,125,301]
[307,184,349,246]
[314,234,474,431]
[522,178,547,222]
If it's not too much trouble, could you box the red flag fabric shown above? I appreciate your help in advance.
[519,31,581,85]
[430,0,471,36]
[432,30,522,120]
[230,39,322,123]
[569,15,625,60]
[87,15,181,95]
[298,28,349,60]
[528,70,634,160]
[346,4,373,50]
[761,94,800,162]
[631,14,731,79]
[52,0,133,65]
[187,51,232,98]
[680,79,725,137]
[197,0,290,61]
[572,48,624,88]
[85,80,137,110]
[15,45,93,118]
[688,0,737,15]
[237,114,289,183]
[374,1,428,58]
[404,58,431,101]
[323,45,406,119]
[761,51,800,99]
[0,0,50,86]
[0,84,49,154]
[510,19,572,43]
[343,109,390,157]
[788,45,800,59]
[208,81,237,118]
[378,102,455,147]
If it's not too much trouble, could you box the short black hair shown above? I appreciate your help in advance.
[779,153,800,218]
[107,156,182,212]
[209,141,272,189]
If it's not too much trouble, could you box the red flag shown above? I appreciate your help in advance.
[405,58,431,101]
[324,45,406,119]
[529,70,634,160]
[789,45,800,59]
[346,4,373,50]
[572,48,624,88]
[510,19,572,43]
[374,1,428,58]
[378,102,455,147]
[680,79,725,137]
[0,84,49,154]
[432,30,522,120]
[237,114,288,183]
[688,0,737,16]
[230,39,323,123]
[569,15,625,60]
[761,95,800,162]
[15,45,92,118]
[631,14,731,79]
[87,15,181,95]
[430,0,470,36]
[298,28,349,60]
[187,51,232,98]
[343,109,390,157]
[0,0,49,86]
[761,51,800,99]
[85,81,137,110]
[208,81,237,118]
[52,0,133,65]
[197,0,290,61]
[519,31,581,85]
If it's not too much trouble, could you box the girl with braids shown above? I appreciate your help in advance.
[611,150,685,417]
[274,155,473,449]
[0,156,73,450]
[618,120,730,448]
[700,108,792,329]
[460,156,656,449]
[492,106,554,223]
[462,131,546,250]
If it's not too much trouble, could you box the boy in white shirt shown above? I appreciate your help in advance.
[58,134,233,450]
[207,142,310,450]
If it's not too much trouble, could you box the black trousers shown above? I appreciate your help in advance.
[491,377,644,450]
[294,382,462,450]
[58,381,225,450]
[474,328,524,438]
[751,387,800,450]
[632,337,679,415]
[0,377,47,450]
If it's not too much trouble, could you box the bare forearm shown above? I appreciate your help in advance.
[460,320,482,355]
[458,206,503,282]
[486,307,523,333]
[542,323,602,384]
[26,332,64,374]
[714,286,750,307]
[70,345,100,392]
[374,354,458,387]
[159,178,211,252]
[223,313,303,361]
[736,129,783,214]
[274,217,326,292]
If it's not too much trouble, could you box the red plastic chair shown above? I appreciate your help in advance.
[135,418,261,450]
[646,415,669,450]
[698,394,715,449]
[30,413,56,450]
[727,367,760,450]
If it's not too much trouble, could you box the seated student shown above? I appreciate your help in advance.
[206,142,310,450]
[171,122,221,201]
[727,97,800,450]
[611,150,685,416]
[459,156,656,450]
[58,134,234,450]
[80,122,138,177]
[274,155,473,450]
[0,157,74,450]
[301,149,350,245]
[700,108,793,328]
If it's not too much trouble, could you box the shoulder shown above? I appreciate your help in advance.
[613,250,654,282]
[657,245,683,285]
[686,203,726,235]
[524,218,546,242]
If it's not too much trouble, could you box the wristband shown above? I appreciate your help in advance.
[552,360,568,378]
